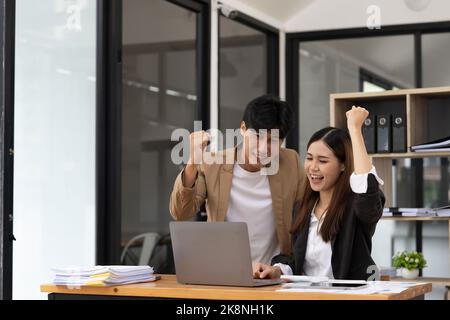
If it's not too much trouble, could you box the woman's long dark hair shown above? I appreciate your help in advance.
[291,127,354,242]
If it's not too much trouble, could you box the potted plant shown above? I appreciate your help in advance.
[392,251,427,279]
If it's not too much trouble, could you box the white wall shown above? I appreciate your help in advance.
[285,0,450,32]
[218,0,283,29]
[13,0,97,299]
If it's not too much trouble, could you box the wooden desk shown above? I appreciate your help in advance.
[390,277,450,300]
[41,275,432,300]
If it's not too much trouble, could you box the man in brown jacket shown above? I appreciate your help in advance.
[169,95,304,266]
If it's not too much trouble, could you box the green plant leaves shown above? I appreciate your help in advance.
[392,251,427,271]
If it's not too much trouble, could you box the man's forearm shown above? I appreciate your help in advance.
[183,163,198,188]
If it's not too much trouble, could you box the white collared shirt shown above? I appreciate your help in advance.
[275,166,383,276]
[303,205,334,278]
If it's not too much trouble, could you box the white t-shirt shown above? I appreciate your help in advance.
[225,163,280,265]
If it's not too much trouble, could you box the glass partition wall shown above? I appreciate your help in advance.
[120,0,204,272]
[288,28,450,282]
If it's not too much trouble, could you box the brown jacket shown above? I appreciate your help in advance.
[169,147,305,256]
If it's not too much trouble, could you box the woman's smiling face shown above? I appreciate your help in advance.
[304,140,344,192]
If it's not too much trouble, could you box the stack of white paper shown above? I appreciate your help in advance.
[52,265,157,286]
[104,266,157,285]
[400,208,436,217]
[411,136,450,152]
[382,207,437,217]
[382,208,393,217]
[435,205,450,217]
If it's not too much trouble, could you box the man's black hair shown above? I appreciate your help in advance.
[242,94,294,140]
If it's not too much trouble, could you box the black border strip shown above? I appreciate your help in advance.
[1,0,15,300]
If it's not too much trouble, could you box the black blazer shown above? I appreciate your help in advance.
[272,174,385,280]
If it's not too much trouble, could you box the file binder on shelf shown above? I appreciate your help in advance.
[362,114,376,154]
[392,114,406,153]
[376,114,392,153]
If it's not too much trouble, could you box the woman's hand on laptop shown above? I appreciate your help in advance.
[252,262,282,279]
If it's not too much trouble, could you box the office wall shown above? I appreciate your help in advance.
[285,0,450,32]
[218,0,283,29]
[13,0,96,299]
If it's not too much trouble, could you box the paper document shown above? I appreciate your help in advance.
[277,280,420,295]
[52,265,158,286]
[280,275,329,283]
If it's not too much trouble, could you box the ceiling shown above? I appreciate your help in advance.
[235,0,315,22]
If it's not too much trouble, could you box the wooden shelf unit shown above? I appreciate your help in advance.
[371,152,450,159]
[381,216,450,221]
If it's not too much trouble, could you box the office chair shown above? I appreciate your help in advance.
[120,232,161,266]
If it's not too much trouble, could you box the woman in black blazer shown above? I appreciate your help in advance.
[253,106,385,281]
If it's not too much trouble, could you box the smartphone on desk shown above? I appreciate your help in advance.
[283,281,368,290]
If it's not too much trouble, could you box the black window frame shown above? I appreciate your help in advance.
[218,9,279,130]
[359,67,402,92]
[96,0,210,265]
[0,0,16,301]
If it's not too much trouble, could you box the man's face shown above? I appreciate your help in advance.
[240,123,282,170]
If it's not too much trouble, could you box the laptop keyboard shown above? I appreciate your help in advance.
[252,278,282,286]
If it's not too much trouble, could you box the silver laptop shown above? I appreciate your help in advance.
[169,221,282,287]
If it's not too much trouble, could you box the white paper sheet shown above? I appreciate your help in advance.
[277,280,421,295]
[280,275,329,283]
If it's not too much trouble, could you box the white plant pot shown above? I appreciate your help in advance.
[401,268,419,279]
